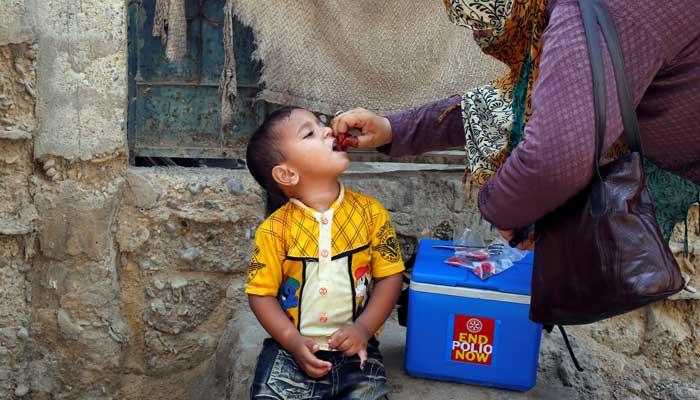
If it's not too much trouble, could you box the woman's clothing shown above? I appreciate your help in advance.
[444,0,549,186]
[385,0,700,231]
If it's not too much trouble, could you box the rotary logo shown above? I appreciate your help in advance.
[466,318,483,334]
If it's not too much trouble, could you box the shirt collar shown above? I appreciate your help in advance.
[289,182,345,218]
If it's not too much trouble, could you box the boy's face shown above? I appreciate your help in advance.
[278,109,350,182]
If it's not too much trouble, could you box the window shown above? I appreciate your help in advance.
[127,0,267,162]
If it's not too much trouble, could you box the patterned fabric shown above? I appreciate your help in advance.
[443,0,515,38]
[246,186,404,350]
[443,0,548,186]
[644,160,700,247]
[461,84,511,186]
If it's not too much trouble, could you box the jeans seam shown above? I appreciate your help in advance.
[266,350,315,399]
[332,356,339,396]
[368,360,377,400]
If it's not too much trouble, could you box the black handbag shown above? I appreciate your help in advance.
[529,0,685,327]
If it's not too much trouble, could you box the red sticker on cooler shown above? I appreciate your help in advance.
[451,315,495,365]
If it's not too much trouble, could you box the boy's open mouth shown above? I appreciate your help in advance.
[333,133,359,152]
[332,137,345,152]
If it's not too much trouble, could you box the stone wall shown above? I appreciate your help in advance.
[1,1,700,400]
[113,167,263,400]
[1,0,130,397]
[1,36,40,399]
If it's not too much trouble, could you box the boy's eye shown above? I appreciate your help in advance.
[304,131,313,139]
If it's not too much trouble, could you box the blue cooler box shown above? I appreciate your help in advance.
[405,239,542,391]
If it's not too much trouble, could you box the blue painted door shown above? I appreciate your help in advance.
[127,0,268,160]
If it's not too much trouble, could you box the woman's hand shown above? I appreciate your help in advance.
[331,108,393,148]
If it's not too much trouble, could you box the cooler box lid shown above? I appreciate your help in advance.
[412,239,534,296]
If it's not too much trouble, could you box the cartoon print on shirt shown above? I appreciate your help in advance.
[355,266,371,312]
[279,277,300,321]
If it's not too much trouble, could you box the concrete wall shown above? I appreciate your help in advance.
[2,1,129,398]
[1,1,700,400]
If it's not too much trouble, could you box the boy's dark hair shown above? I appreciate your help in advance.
[246,106,303,206]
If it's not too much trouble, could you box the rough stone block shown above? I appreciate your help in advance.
[116,207,150,252]
[125,171,158,209]
[670,205,700,299]
[27,351,57,395]
[144,330,217,376]
[0,236,30,399]
[589,310,646,355]
[0,141,36,236]
[0,240,29,328]
[341,170,489,261]
[0,128,32,140]
[344,178,412,211]
[34,180,120,261]
[33,1,126,161]
[142,278,222,335]
[197,309,264,400]
[119,168,264,274]
[0,207,37,236]
[0,42,38,142]
[0,1,32,45]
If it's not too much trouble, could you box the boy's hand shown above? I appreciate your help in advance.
[248,295,332,378]
[327,322,370,370]
[289,335,332,378]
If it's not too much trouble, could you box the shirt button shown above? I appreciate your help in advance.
[320,249,329,258]
[321,217,329,225]
[319,287,327,295]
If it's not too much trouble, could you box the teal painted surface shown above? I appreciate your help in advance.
[127,0,266,159]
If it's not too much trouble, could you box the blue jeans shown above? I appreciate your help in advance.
[250,338,390,400]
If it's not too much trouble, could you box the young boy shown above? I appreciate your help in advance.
[245,106,405,399]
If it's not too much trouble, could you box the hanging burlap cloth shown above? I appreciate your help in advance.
[229,0,506,115]
[152,0,187,63]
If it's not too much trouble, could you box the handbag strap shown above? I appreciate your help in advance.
[592,0,644,156]
[579,0,607,178]
[550,0,645,372]
[579,0,644,175]
[545,324,585,372]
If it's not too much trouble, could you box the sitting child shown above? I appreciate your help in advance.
[245,106,405,399]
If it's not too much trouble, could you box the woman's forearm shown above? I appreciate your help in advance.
[382,95,465,157]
